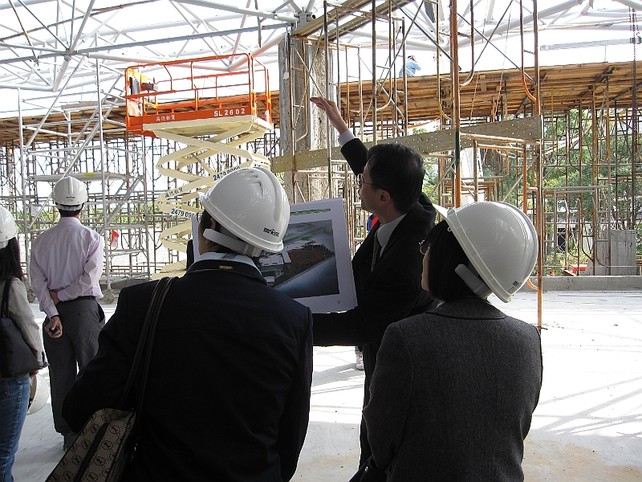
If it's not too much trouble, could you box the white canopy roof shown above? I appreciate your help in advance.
[0,0,638,117]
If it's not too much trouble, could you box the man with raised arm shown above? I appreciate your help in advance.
[310,96,436,469]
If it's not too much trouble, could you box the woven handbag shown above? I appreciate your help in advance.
[0,277,42,378]
[46,276,176,482]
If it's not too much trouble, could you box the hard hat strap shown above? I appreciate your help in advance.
[203,228,263,257]
[455,263,492,299]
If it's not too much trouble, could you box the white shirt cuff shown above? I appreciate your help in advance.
[337,130,355,146]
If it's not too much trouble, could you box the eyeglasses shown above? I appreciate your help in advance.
[356,173,382,189]
[418,239,430,256]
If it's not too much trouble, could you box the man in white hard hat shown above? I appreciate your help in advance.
[29,176,104,450]
[63,167,313,481]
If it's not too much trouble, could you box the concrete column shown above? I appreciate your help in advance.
[277,35,332,202]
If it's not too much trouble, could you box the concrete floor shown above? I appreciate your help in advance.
[11,290,642,481]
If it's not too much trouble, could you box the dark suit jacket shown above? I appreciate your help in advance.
[313,137,436,383]
[364,297,543,481]
[313,137,436,464]
[63,259,313,482]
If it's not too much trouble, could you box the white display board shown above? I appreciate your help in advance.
[257,198,357,313]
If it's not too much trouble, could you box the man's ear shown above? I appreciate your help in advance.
[379,189,392,206]
[208,216,217,230]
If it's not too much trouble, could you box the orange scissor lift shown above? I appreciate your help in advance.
[125,53,273,275]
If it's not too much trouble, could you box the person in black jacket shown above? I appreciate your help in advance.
[63,168,313,481]
[310,97,436,467]
[361,202,542,481]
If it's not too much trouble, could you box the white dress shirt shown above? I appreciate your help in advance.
[375,214,406,254]
[30,217,103,319]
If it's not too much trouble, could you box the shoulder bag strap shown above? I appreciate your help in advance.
[119,276,177,408]
[1,277,12,318]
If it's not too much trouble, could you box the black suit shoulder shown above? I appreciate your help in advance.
[403,200,436,238]
[340,137,368,174]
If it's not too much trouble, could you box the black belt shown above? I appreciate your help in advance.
[61,296,96,303]
[76,296,96,301]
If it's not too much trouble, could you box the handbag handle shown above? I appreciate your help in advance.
[119,276,176,410]
[1,277,11,318]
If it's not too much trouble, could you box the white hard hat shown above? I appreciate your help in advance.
[53,177,88,210]
[445,201,537,303]
[0,206,18,249]
[200,167,290,256]
[28,374,50,415]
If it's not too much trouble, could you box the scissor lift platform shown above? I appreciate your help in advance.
[124,54,274,275]
[143,114,272,139]
[125,53,272,138]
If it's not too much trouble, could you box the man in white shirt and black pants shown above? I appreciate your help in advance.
[30,176,105,450]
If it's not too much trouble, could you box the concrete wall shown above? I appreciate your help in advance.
[106,275,642,296]
[525,275,642,292]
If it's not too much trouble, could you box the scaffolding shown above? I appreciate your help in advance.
[0,54,278,296]
[0,2,639,306]
[272,0,543,271]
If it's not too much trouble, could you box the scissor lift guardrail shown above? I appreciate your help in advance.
[125,53,273,276]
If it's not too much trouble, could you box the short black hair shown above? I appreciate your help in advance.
[59,208,81,217]
[0,238,24,281]
[366,143,424,213]
[423,220,474,302]
[198,210,234,254]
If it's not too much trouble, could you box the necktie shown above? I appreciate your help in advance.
[371,233,381,272]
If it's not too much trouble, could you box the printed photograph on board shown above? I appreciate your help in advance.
[258,198,357,313]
